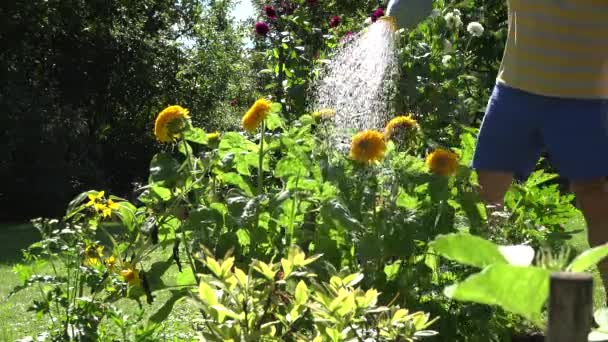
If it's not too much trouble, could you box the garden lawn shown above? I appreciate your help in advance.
[0,215,604,340]
[0,223,200,341]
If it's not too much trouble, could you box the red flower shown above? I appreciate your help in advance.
[371,7,385,22]
[306,0,318,6]
[264,5,278,20]
[329,15,341,28]
[279,1,296,15]
[255,22,270,36]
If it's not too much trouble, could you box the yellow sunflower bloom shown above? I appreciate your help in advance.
[242,98,272,132]
[312,108,336,121]
[100,199,120,218]
[426,148,459,176]
[349,130,387,164]
[154,105,191,143]
[384,115,418,140]
[120,265,140,285]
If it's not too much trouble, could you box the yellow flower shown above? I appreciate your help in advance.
[84,244,104,266]
[207,132,221,143]
[121,265,140,285]
[242,98,272,132]
[86,191,105,207]
[105,255,117,270]
[312,108,336,121]
[101,199,120,218]
[349,130,387,164]
[384,115,418,140]
[426,148,459,176]
[154,105,191,143]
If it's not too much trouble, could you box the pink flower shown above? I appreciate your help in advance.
[329,15,341,28]
[264,5,278,20]
[341,31,354,43]
[371,7,385,22]
[255,22,270,36]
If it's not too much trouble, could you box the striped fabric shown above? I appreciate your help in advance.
[497,0,608,99]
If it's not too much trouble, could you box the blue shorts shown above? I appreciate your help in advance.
[472,83,608,181]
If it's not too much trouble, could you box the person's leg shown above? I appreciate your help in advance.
[472,83,544,212]
[571,179,608,287]
[542,97,608,292]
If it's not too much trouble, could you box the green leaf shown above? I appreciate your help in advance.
[567,245,608,273]
[430,233,507,268]
[275,156,307,179]
[295,280,309,305]
[206,257,222,277]
[176,268,196,286]
[211,304,242,321]
[266,111,285,131]
[221,173,254,196]
[198,282,218,306]
[115,201,138,232]
[184,127,208,144]
[149,153,180,185]
[444,264,550,321]
[281,258,293,278]
[342,273,364,287]
[325,327,341,342]
[594,308,608,327]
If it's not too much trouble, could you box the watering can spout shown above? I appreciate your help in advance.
[386,0,433,30]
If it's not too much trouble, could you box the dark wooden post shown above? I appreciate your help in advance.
[546,272,593,342]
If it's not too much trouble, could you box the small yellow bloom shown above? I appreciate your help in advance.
[105,255,117,270]
[384,115,418,140]
[242,98,272,132]
[121,265,140,285]
[84,244,104,266]
[207,132,220,143]
[154,105,191,143]
[312,108,336,121]
[349,130,387,164]
[426,148,459,176]
[86,191,105,207]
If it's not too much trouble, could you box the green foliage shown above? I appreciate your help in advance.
[434,233,608,325]
[194,247,437,341]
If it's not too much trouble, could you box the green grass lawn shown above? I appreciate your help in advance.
[0,215,605,340]
[0,223,200,341]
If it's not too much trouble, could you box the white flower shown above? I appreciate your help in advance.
[453,9,461,16]
[499,245,536,267]
[364,17,372,25]
[429,9,441,18]
[467,21,484,37]
[442,55,453,66]
[444,12,463,30]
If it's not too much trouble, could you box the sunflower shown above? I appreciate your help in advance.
[312,108,336,121]
[120,265,140,285]
[154,105,191,143]
[384,115,418,140]
[426,148,459,176]
[242,98,272,132]
[349,130,387,164]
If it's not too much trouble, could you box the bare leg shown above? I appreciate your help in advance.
[477,170,514,207]
[571,178,608,291]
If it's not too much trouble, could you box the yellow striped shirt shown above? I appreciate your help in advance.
[497,0,608,99]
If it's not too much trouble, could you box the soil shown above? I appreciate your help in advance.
[511,334,544,342]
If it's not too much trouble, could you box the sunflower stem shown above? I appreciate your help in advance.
[257,121,266,196]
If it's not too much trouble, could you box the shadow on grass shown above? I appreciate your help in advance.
[0,223,40,264]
